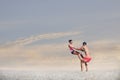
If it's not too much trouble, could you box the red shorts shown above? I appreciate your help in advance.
[83,57,91,62]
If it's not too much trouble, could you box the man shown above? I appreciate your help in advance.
[76,42,91,72]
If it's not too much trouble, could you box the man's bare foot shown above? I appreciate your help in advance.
[81,69,83,72]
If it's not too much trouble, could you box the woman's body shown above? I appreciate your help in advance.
[68,40,83,60]
[68,40,84,71]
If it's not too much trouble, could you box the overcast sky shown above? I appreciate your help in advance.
[0,0,120,71]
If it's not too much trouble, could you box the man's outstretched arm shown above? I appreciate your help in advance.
[75,47,83,51]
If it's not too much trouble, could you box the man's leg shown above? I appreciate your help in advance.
[77,54,83,61]
[85,62,88,72]
[81,60,84,71]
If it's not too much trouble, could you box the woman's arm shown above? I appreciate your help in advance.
[76,46,83,51]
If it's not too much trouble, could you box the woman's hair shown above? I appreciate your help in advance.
[68,40,72,43]
[83,42,87,45]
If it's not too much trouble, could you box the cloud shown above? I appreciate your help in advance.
[0,31,81,69]
[89,40,120,53]
[0,38,120,70]
[89,40,120,69]
[0,42,76,69]
[0,31,80,47]
[0,38,83,64]
[0,20,31,27]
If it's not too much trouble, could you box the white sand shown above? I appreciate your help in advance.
[0,70,119,80]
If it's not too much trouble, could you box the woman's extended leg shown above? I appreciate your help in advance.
[73,51,83,61]
[72,51,84,71]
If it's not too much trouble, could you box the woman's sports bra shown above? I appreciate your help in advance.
[68,44,74,52]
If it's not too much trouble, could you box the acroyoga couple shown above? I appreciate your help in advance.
[68,40,91,72]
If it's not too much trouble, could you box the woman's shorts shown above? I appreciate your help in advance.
[83,57,91,62]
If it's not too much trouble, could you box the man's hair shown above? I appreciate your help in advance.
[68,40,72,43]
[83,42,87,45]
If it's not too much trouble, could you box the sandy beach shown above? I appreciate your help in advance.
[0,70,119,80]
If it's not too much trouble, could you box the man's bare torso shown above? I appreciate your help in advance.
[82,45,90,57]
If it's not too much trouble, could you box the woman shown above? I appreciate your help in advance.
[68,40,84,71]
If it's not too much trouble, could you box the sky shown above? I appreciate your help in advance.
[0,0,120,71]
